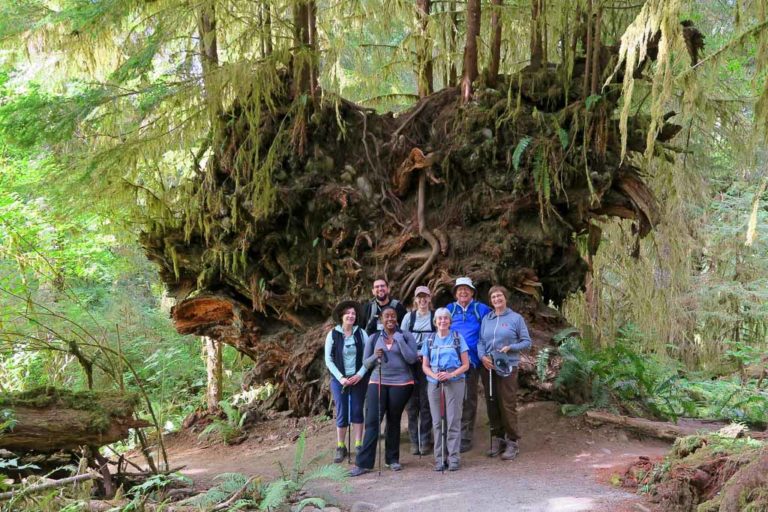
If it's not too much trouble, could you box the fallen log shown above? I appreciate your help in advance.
[0,388,150,453]
[585,411,728,441]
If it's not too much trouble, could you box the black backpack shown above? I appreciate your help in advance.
[407,310,436,333]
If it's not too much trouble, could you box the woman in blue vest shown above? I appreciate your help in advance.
[324,300,369,463]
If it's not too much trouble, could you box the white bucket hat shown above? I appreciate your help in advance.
[452,276,476,293]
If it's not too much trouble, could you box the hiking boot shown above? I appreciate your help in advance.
[433,461,447,471]
[448,461,460,471]
[419,446,432,456]
[349,466,370,477]
[500,440,519,460]
[333,445,348,463]
[486,436,505,457]
[388,462,402,471]
[460,440,472,453]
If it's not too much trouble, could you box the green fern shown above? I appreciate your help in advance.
[533,146,551,207]
[259,478,291,511]
[557,127,569,149]
[296,497,326,511]
[181,472,259,508]
[536,348,551,381]
[512,136,532,171]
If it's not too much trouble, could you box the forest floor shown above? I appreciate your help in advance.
[160,401,671,512]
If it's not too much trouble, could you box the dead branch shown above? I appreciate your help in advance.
[0,473,103,500]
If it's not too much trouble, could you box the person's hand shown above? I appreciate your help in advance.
[499,346,511,354]
[340,377,349,387]
[436,371,451,382]
[375,348,385,359]
[347,375,361,386]
[482,355,494,370]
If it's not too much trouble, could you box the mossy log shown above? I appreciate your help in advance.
[141,27,702,416]
[634,435,768,512]
[0,388,149,453]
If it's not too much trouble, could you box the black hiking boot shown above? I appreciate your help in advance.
[333,445,348,463]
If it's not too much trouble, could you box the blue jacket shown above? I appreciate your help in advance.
[447,300,492,367]
[478,308,531,368]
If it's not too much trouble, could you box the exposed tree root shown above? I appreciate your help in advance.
[141,36,695,415]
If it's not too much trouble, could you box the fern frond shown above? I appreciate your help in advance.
[296,497,326,511]
[258,479,292,511]
[512,136,532,171]
[300,464,349,486]
[536,348,550,381]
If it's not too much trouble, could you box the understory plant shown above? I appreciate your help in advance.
[182,431,347,511]
[553,326,768,426]
[199,399,248,445]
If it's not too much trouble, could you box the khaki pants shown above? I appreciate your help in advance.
[428,379,465,465]
[480,366,520,441]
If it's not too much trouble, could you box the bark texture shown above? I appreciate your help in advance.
[0,388,148,453]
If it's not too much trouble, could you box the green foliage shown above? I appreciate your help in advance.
[555,326,768,426]
[535,348,551,381]
[199,400,247,445]
[511,136,532,171]
[555,328,693,420]
[0,408,16,433]
[184,432,346,511]
[126,472,192,500]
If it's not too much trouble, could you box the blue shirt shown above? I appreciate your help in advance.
[421,333,469,384]
[447,300,491,367]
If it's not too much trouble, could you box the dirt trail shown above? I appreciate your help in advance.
[161,402,670,511]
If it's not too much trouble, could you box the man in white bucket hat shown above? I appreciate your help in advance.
[446,276,491,453]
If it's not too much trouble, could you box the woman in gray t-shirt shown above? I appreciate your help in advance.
[400,285,435,456]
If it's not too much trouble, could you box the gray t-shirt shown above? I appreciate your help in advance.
[400,311,434,348]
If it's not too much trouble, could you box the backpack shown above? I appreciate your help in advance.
[364,299,401,331]
[407,310,436,333]
[446,301,482,323]
[425,331,462,361]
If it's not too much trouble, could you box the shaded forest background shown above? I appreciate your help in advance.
[0,0,767,442]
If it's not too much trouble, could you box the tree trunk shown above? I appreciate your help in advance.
[416,0,433,97]
[196,1,221,120]
[487,0,503,87]
[0,389,149,453]
[204,336,223,411]
[292,0,317,99]
[448,2,458,86]
[461,0,481,102]
[585,411,728,441]
[530,0,544,70]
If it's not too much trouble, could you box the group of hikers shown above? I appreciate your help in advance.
[323,276,532,476]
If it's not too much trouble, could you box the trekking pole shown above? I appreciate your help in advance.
[440,380,447,474]
[377,357,383,476]
[417,405,422,459]
[488,365,493,456]
[347,385,352,464]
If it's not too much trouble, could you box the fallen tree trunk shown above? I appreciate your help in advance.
[585,411,729,441]
[0,388,149,453]
[141,23,705,415]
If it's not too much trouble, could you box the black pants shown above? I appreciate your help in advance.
[407,363,432,448]
[461,366,480,445]
[356,382,413,469]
